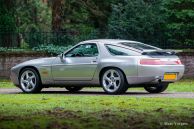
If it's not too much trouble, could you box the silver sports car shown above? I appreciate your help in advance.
[10,39,184,94]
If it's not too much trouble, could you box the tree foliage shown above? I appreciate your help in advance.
[15,0,51,32]
[0,0,16,32]
[164,0,194,47]
[0,0,194,48]
[0,0,16,47]
[108,0,166,47]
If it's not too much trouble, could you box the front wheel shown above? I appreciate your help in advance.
[101,68,128,94]
[19,68,42,93]
[144,83,169,93]
[65,86,83,92]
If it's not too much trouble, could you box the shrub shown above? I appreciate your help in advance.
[32,44,73,55]
[0,47,7,52]
[0,47,27,52]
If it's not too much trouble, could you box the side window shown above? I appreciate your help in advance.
[65,43,99,57]
[105,45,140,56]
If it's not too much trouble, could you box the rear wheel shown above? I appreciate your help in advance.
[144,83,169,93]
[65,86,83,92]
[101,68,128,94]
[19,68,42,93]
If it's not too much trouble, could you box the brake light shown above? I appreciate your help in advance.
[175,59,182,65]
[140,59,182,65]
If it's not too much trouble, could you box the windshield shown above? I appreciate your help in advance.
[120,42,158,51]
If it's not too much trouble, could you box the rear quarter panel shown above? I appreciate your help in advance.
[93,56,140,84]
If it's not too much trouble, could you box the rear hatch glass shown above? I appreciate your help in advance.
[120,42,176,57]
[121,42,158,51]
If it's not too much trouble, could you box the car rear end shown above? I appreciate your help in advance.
[137,51,184,84]
[119,42,185,84]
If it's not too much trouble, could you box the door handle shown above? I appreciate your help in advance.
[91,57,98,63]
[91,60,97,63]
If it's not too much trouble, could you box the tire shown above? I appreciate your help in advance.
[19,68,42,93]
[144,83,169,93]
[101,68,128,94]
[65,86,83,92]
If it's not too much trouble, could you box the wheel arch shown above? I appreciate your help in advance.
[19,66,42,84]
[99,66,128,84]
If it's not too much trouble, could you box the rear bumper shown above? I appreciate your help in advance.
[126,65,184,84]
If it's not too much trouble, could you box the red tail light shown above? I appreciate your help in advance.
[140,59,182,65]
[175,59,182,65]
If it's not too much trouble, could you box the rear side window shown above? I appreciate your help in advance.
[105,45,140,56]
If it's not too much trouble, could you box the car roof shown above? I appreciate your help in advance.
[81,39,141,44]
[80,39,161,52]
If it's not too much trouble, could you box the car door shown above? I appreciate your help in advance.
[52,43,99,81]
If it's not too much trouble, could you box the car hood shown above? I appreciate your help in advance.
[13,57,56,68]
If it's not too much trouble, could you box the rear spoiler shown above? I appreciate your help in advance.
[142,50,176,56]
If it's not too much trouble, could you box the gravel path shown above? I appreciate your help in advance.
[0,88,194,98]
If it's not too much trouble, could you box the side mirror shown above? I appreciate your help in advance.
[59,53,65,62]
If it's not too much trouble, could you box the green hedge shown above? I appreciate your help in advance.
[0,44,73,56]
[32,44,73,55]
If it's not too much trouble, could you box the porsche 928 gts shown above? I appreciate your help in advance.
[10,39,184,94]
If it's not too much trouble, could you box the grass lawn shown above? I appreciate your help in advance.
[0,79,194,129]
[0,80,15,88]
[0,94,194,129]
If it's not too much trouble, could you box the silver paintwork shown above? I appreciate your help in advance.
[10,39,185,88]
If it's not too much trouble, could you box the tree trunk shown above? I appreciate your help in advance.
[51,0,64,32]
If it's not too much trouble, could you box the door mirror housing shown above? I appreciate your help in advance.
[59,53,65,62]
